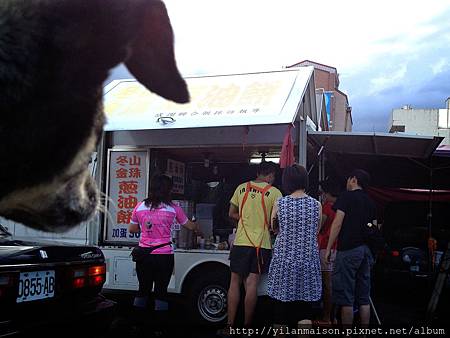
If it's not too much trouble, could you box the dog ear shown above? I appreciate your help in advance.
[125,0,189,104]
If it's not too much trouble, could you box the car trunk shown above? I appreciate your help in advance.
[0,241,107,326]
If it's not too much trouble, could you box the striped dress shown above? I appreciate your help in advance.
[267,195,322,302]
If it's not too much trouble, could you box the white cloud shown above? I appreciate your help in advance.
[163,0,450,77]
[431,58,448,74]
[370,64,408,94]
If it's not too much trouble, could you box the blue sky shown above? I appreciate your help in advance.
[109,0,450,132]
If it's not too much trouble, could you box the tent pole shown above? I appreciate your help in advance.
[298,120,307,167]
[428,157,434,272]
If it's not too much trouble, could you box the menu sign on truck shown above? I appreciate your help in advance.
[166,159,185,194]
[103,69,310,131]
[105,149,149,243]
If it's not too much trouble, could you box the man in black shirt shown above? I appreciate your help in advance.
[325,169,377,328]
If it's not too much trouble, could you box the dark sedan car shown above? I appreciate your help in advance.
[0,225,116,337]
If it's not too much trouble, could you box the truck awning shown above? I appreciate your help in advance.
[103,67,314,131]
[308,131,443,159]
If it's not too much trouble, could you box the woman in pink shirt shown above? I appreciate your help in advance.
[128,174,197,332]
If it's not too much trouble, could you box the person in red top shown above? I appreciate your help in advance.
[318,179,340,324]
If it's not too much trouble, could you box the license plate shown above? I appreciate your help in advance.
[16,270,55,303]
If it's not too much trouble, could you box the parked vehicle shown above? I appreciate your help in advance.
[373,200,450,293]
[0,224,116,337]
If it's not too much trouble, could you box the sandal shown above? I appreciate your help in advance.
[313,319,333,327]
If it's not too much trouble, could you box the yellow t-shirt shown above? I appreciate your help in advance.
[230,181,282,249]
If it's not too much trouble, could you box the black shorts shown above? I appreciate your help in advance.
[272,298,313,327]
[229,245,271,277]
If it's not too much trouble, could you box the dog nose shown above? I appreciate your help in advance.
[86,176,98,205]
[81,176,98,212]
[65,174,98,223]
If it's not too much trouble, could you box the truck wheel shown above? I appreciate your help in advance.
[188,271,230,324]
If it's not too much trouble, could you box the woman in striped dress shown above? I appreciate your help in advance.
[267,164,322,329]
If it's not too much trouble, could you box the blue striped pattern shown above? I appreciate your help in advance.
[267,196,322,302]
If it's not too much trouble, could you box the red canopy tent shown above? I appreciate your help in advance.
[367,187,450,222]
[368,187,450,208]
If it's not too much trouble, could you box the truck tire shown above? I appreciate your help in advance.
[187,270,230,324]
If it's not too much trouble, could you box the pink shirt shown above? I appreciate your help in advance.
[131,201,188,254]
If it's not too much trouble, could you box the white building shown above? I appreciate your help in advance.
[388,98,450,145]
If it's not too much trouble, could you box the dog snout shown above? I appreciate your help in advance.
[62,173,98,225]
[32,171,99,232]
[0,170,99,233]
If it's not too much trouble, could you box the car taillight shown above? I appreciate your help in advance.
[391,250,400,257]
[72,268,87,288]
[90,275,104,286]
[71,264,106,289]
[73,277,86,289]
[88,264,106,287]
[89,265,106,276]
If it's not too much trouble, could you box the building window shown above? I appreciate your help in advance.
[389,125,405,133]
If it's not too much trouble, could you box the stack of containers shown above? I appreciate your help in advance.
[172,200,195,249]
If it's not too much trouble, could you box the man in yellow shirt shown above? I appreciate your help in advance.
[226,161,282,330]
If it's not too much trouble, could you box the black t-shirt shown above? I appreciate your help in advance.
[333,189,376,251]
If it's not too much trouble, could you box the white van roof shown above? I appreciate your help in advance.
[103,67,314,131]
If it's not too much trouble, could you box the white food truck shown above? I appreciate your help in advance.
[97,67,319,323]
[2,66,443,324]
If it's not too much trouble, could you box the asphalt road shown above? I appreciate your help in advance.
[99,285,449,338]
[104,292,220,338]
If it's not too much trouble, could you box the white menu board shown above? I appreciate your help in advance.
[104,149,149,243]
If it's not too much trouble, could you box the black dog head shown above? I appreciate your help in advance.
[0,0,189,232]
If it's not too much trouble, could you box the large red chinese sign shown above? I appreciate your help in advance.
[105,150,148,243]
